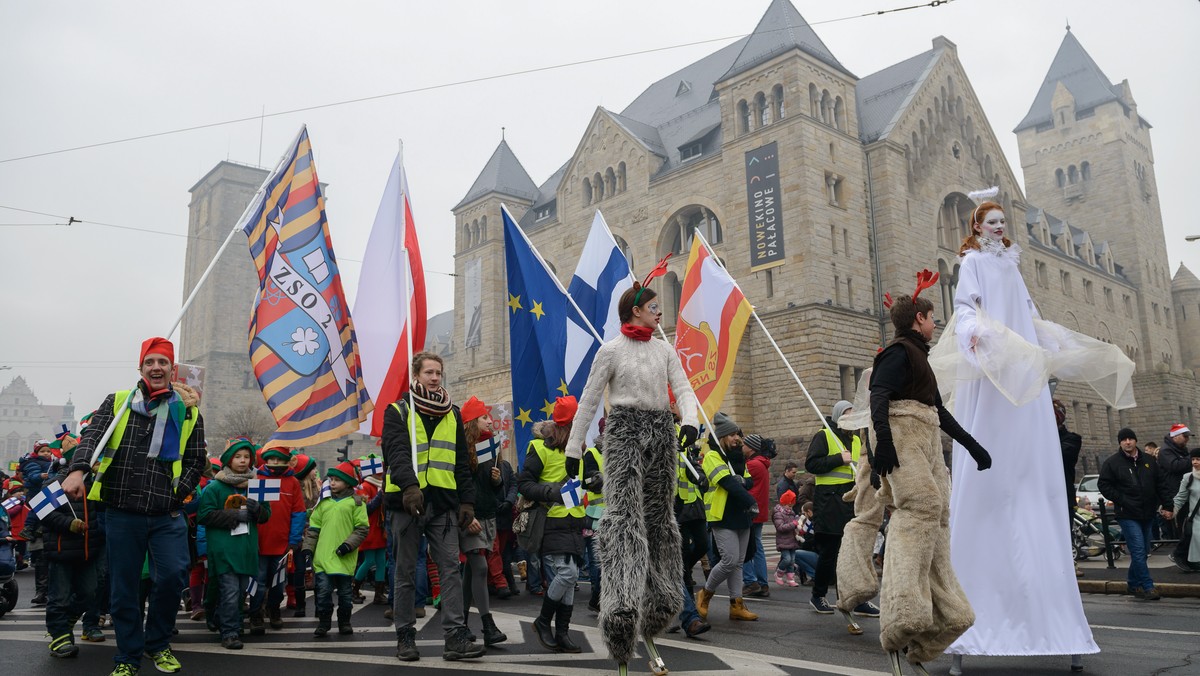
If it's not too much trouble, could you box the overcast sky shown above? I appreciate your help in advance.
[2,0,1197,418]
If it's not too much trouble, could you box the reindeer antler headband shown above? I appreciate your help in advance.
[632,253,672,307]
[883,269,939,309]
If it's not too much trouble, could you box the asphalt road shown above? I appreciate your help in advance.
[1,570,1197,676]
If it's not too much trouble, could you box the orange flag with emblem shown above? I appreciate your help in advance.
[674,236,753,420]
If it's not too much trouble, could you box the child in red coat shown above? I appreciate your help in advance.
[249,447,308,632]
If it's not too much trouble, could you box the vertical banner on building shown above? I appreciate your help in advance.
[465,257,483,348]
[745,142,785,271]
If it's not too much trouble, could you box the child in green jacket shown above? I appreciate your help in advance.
[198,439,270,650]
[302,461,368,638]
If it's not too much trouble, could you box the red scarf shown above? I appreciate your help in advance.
[621,323,653,341]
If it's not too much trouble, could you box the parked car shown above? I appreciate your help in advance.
[1076,474,1112,511]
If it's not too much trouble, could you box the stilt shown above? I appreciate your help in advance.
[949,653,964,676]
[910,663,931,676]
[644,635,669,675]
[1070,654,1083,672]
[887,651,904,676]
[840,608,864,635]
[617,663,628,676]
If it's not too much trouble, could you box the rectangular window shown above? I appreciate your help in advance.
[680,142,703,161]
[1123,295,1133,318]
[839,365,855,402]
[1060,271,1072,297]
[765,268,775,298]
[843,229,850,256]
[1152,303,1161,324]
[830,224,838,255]
[834,274,842,305]
[1036,260,1048,288]
[1083,279,1094,304]
[846,278,854,309]
[1104,287,1114,311]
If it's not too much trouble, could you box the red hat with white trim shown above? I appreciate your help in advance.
[1169,423,1190,437]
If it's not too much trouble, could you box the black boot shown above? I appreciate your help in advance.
[373,582,389,605]
[337,608,353,635]
[249,607,266,635]
[351,580,366,604]
[443,626,485,660]
[480,613,507,646]
[533,596,561,652]
[314,613,331,638]
[268,605,283,630]
[554,601,581,653]
[396,626,419,662]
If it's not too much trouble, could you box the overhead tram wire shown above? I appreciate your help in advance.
[0,0,954,166]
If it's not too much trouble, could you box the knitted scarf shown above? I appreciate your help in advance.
[215,467,256,488]
[129,383,186,463]
[620,323,653,341]
[411,381,453,417]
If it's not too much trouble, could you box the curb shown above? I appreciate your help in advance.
[1078,580,1200,598]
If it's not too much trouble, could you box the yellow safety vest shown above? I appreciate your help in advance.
[529,439,586,519]
[88,390,198,502]
[813,429,860,486]
[584,446,604,508]
[383,401,458,492]
[677,452,700,504]
[702,447,749,522]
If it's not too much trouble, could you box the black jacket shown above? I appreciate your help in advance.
[1059,426,1083,509]
[41,474,105,563]
[381,400,475,515]
[706,439,756,531]
[494,459,517,532]
[1158,436,1192,484]
[1098,449,1174,521]
[516,445,584,557]
[804,420,856,534]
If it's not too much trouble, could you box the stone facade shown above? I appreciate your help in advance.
[0,376,75,466]
[446,2,1200,479]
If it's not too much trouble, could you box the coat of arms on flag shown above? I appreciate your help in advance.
[240,126,373,448]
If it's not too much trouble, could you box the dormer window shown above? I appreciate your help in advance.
[680,142,703,162]
[535,208,551,221]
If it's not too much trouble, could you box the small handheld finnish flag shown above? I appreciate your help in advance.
[245,576,259,597]
[29,480,68,520]
[317,479,332,503]
[247,478,281,503]
[475,437,499,464]
[560,477,585,509]
[359,456,383,477]
[271,554,289,588]
[2,496,22,512]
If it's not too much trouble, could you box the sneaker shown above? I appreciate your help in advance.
[1169,553,1196,573]
[443,626,486,661]
[221,636,244,650]
[49,634,79,658]
[1138,588,1162,601]
[744,582,761,596]
[853,601,881,618]
[110,664,139,676]
[810,597,835,614]
[148,648,182,673]
[82,628,106,642]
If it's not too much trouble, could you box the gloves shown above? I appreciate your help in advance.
[748,502,760,515]
[244,499,261,520]
[401,485,424,516]
[679,425,698,449]
[870,470,882,491]
[565,456,581,479]
[966,440,992,471]
[497,501,512,517]
[335,543,352,557]
[873,439,899,477]
[585,473,603,493]
[235,507,251,523]
[458,503,476,529]
[69,519,86,534]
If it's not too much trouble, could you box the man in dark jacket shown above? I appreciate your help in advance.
[1158,424,1192,545]
[775,462,800,501]
[41,464,106,657]
[1098,428,1176,600]
[804,401,862,615]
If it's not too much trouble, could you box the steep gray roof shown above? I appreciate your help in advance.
[606,110,667,157]
[520,162,569,230]
[721,0,852,81]
[454,140,539,210]
[621,38,747,127]
[856,47,940,143]
[1172,265,1200,293]
[1015,30,1141,132]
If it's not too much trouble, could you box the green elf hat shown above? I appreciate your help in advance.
[326,460,360,488]
[261,446,292,464]
[220,437,256,466]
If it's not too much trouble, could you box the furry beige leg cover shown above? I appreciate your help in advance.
[876,401,973,662]
[836,458,885,614]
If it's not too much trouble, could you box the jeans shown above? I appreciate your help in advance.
[677,577,700,627]
[586,534,602,605]
[216,572,248,638]
[250,554,287,614]
[742,523,768,586]
[706,527,749,598]
[777,549,797,574]
[314,572,353,621]
[106,509,189,668]
[1118,518,1155,592]
[543,553,578,605]
[46,558,100,638]
[794,549,818,577]
[415,535,429,606]
[82,549,109,632]
[390,509,465,635]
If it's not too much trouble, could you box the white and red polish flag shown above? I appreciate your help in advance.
[354,147,427,437]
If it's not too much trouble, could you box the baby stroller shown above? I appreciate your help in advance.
[0,507,19,617]
[1072,508,1121,562]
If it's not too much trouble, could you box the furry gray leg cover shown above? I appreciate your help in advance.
[597,406,683,665]
[836,457,885,613]
[876,401,974,661]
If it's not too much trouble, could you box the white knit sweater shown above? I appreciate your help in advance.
[565,334,699,459]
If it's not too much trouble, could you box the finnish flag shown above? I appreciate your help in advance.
[317,479,332,503]
[359,456,383,477]
[247,478,281,503]
[560,477,585,510]
[475,437,499,464]
[245,576,259,597]
[2,496,22,512]
[271,554,289,588]
[29,480,68,519]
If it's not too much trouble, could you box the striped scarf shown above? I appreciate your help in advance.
[129,385,185,462]
[410,381,453,417]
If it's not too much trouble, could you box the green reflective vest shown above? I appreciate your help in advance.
[813,429,860,486]
[677,452,701,504]
[702,447,749,522]
[529,439,586,519]
[383,401,458,493]
[88,390,198,502]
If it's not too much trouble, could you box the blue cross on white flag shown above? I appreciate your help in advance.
[247,478,281,503]
[271,554,289,588]
[359,456,383,477]
[29,480,68,519]
[560,477,585,510]
[2,496,22,512]
[245,576,259,597]
[317,479,332,503]
[475,437,499,464]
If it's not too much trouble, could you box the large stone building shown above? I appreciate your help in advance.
[447,0,1199,474]
[0,376,75,466]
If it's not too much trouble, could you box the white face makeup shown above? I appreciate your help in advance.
[976,209,1006,242]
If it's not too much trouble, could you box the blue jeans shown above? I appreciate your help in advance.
[742,523,768,586]
[415,535,429,606]
[249,554,286,614]
[1118,518,1155,592]
[315,572,353,621]
[543,553,578,605]
[794,549,818,577]
[46,558,100,638]
[678,577,700,627]
[216,572,248,639]
[106,509,189,668]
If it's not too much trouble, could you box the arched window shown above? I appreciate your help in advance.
[660,205,723,256]
[471,219,479,246]
[593,172,605,200]
[1056,168,1065,188]
[834,96,845,131]
[617,162,627,192]
[1081,161,1091,181]
[809,84,819,117]
[605,167,617,196]
[583,178,593,205]
[755,92,768,127]
[463,222,472,247]
[478,216,487,242]
[664,271,683,329]
[737,99,751,135]
[1068,165,1078,184]
[820,90,831,124]
[772,84,785,121]
[613,235,633,271]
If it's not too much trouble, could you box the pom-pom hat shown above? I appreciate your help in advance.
[327,460,361,488]
[220,437,256,466]
[1169,424,1190,438]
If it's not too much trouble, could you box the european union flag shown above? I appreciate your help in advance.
[503,206,598,469]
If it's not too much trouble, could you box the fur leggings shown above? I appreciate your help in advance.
[597,406,683,665]
[836,458,886,613]
[875,401,974,664]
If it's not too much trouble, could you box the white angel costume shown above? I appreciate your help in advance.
[932,239,1133,657]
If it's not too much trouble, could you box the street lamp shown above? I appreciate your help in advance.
[1186,235,1200,242]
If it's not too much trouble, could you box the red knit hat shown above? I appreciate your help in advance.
[139,337,174,365]
[552,396,578,426]
[1169,423,1191,437]
[327,460,360,487]
[291,453,316,479]
[780,489,797,506]
[461,396,491,423]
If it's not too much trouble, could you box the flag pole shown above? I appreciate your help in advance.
[655,325,706,480]
[692,232,849,453]
[398,141,421,480]
[86,125,308,469]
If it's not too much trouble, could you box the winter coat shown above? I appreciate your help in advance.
[1098,449,1174,521]
[41,477,105,564]
[355,479,387,551]
[471,458,501,520]
[706,440,756,531]
[517,442,584,558]
[495,459,518,532]
[198,475,272,576]
[772,503,800,550]
[1159,436,1192,485]
[254,467,306,556]
[775,475,800,501]
[1059,426,1082,509]
[20,453,56,496]
[303,488,369,576]
[1172,473,1200,564]
[381,401,475,515]
[745,454,771,524]
[804,420,857,534]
